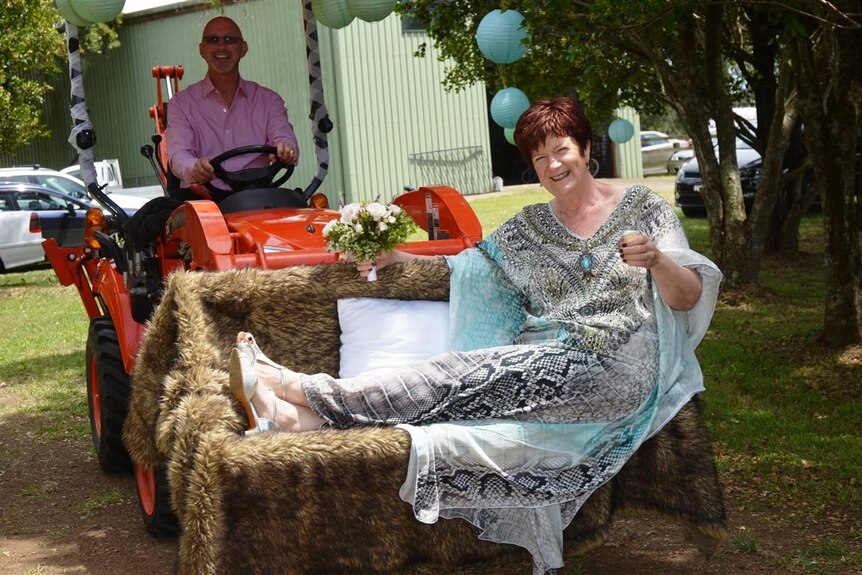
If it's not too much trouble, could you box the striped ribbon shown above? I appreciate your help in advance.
[64,22,98,190]
[302,1,333,199]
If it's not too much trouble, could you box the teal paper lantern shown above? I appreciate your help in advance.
[504,127,516,146]
[312,0,355,29]
[347,0,398,22]
[56,0,93,26]
[608,118,635,144]
[475,9,529,65]
[68,0,124,23]
[490,87,530,129]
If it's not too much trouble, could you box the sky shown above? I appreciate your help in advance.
[122,0,191,15]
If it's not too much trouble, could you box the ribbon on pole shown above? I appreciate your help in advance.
[302,1,334,199]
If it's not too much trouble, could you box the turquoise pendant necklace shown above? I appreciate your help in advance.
[578,242,595,280]
[578,248,593,280]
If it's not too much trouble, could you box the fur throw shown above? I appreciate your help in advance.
[124,260,727,574]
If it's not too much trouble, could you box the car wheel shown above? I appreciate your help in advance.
[86,316,133,473]
[135,462,179,537]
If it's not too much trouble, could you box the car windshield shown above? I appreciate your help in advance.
[38,176,89,200]
[708,137,753,152]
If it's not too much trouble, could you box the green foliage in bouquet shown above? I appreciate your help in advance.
[323,202,419,263]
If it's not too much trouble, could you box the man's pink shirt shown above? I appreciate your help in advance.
[166,75,299,190]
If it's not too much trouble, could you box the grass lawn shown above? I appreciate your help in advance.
[0,183,859,573]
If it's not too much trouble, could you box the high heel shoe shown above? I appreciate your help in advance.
[236,332,292,401]
[229,345,279,435]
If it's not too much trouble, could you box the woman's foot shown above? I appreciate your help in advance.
[229,346,278,434]
[235,332,307,405]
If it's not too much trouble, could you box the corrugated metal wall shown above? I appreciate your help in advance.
[329,16,492,203]
[2,1,492,205]
[613,106,643,179]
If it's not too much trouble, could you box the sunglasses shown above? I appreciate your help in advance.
[202,35,243,45]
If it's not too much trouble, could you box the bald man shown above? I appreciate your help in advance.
[166,16,299,200]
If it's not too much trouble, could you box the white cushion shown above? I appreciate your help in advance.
[337,298,451,378]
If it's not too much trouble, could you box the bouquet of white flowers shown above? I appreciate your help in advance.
[322,201,418,280]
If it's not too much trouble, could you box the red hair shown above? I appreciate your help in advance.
[514,97,593,164]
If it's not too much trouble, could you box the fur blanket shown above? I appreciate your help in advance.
[123,260,727,575]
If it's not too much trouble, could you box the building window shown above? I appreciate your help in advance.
[401,16,425,32]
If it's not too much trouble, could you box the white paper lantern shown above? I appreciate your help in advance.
[69,0,125,23]
[608,118,635,143]
[490,87,530,129]
[475,9,529,65]
[347,0,398,23]
[312,0,355,29]
[56,0,93,27]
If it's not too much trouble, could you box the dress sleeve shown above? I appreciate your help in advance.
[446,246,526,351]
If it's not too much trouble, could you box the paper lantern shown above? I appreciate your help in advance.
[504,127,516,146]
[347,0,397,22]
[608,118,634,144]
[475,9,529,65]
[68,0,125,23]
[56,0,93,26]
[490,87,530,129]
[312,0,355,29]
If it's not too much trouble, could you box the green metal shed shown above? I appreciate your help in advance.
[4,0,494,204]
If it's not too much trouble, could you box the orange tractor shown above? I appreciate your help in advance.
[43,11,482,535]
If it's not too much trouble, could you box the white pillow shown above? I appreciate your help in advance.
[337,298,451,378]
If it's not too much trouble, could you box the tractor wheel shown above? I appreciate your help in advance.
[135,462,179,537]
[86,316,133,473]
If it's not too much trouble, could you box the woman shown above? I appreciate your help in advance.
[230,97,721,574]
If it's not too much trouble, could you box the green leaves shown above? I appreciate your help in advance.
[0,0,64,151]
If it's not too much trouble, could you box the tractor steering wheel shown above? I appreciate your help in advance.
[209,145,295,192]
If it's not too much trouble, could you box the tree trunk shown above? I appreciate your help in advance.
[748,59,795,283]
[703,4,752,286]
[791,23,862,347]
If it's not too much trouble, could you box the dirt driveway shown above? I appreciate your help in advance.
[0,385,853,575]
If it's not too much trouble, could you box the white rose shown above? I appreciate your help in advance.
[366,202,387,220]
[354,223,364,233]
[388,204,402,214]
[340,203,360,223]
[322,219,337,236]
[378,221,388,231]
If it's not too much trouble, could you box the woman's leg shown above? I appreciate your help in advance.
[251,386,324,432]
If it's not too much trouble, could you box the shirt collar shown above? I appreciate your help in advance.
[202,74,247,99]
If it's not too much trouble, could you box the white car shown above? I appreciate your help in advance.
[0,210,44,272]
[0,166,148,214]
[640,131,692,175]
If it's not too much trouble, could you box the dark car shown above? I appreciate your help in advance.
[674,139,761,217]
[0,182,97,247]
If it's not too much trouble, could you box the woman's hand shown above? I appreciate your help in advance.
[619,232,658,269]
[354,250,407,280]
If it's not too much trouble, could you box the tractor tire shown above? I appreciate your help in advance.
[135,462,179,537]
[86,316,133,473]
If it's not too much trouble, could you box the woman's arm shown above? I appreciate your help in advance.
[620,235,703,310]
[355,250,440,280]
